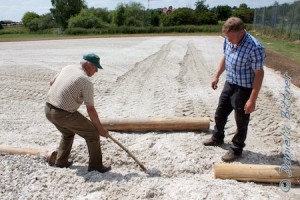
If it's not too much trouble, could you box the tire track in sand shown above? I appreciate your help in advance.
[0,66,54,104]
[174,41,218,118]
[97,41,179,118]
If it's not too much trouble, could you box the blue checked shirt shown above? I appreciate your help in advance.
[224,32,265,88]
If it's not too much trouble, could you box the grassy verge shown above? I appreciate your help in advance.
[253,33,300,63]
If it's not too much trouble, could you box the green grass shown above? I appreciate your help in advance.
[254,34,300,63]
[0,33,65,39]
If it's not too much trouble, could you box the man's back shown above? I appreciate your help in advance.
[47,64,94,112]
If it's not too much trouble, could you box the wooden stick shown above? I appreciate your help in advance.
[214,163,300,184]
[0,146,57,166]
[108,134,147,171]
[102,117,210,132]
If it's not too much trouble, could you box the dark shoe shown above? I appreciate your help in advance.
[88,166,112,173]
[47,151,57,166]
[221,151,241,162]
[203,138,224,146]
[54,160,73,168]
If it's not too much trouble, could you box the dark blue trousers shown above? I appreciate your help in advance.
[212,81,252,154]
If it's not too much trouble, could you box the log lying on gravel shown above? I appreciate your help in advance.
[101,117,210,132]
[214,163,300,184]
[0,146,57,166]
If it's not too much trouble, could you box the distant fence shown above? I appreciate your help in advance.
[253,1,300,40]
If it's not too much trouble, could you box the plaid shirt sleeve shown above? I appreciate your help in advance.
[250,45,266,71]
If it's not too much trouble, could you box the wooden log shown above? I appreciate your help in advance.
[0,146,57,166]
[101,117,210,132]
[214,163,300,184]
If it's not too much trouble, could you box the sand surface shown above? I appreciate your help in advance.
[0,36,300,199]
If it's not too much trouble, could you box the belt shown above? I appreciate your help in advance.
[46,102,67,112]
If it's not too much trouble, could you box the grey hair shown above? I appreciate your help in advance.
[80,60,88,65]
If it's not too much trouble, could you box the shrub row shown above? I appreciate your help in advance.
[64,25,223,35]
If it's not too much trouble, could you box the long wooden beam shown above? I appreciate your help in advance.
[214,163,300,184]
[101,117,210,132]
[0,146,57,166]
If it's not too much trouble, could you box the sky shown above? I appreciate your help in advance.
[0,0,296,22]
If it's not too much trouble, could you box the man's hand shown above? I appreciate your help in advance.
[244,99,256,114]
[211,77,219,90]
[99,128,109,138]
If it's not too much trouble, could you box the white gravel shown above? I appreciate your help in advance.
[0,36,300,200]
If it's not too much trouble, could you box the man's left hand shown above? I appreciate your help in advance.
[244,100,256,114]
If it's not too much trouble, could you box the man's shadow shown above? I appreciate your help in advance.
[71,165,140,182]
[71,165,162,182]
[218,142,299,166]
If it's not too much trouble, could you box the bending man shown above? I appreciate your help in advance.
[45,53,111,173]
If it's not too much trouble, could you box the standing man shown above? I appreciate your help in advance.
[45,53,111,173]
[203,17,265,162]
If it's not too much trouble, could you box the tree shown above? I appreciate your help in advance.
[38,13,56,30]
[50,0,87,29]
[232,4,254,23]
[148,9,162,26]
[197,11,218,25]
[195,0,209,13]
[113,4,126,26]
[161,8,197,26]
[194,0,218,25]
[124,2,146,26]
[113,2,146,27]
[0,23,3,30]
[212,5,232,21]
[89,7,112,24]
[22,12,40,27]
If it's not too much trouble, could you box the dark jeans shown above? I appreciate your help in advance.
[212,81,252,154]
[45,103,104,169]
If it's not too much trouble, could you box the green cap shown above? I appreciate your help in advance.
[83,53,103,69]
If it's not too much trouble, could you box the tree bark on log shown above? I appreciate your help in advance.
[101,117,210,132]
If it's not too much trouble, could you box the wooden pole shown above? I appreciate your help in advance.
[0,146,57,166]
[101,117,210,132]
[108,134,147,171]
[214,163,300,184]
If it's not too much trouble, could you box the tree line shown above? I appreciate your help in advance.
[20,0,254,34]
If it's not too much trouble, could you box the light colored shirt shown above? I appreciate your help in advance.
[224,32,265,88]
[47,64,94,113]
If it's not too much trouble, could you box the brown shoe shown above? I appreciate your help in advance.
[221,151,241,162]
[54,160,73,168]
[47,151,57,166]
[203,138,224,146]
[88,165,112,173]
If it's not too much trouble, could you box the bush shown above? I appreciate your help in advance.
[68,9,108,29]
[65,25,223,35]
[22,12,40,27]
[38,14,56,30]
[28,18,40,32]
[161,8,198,26]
